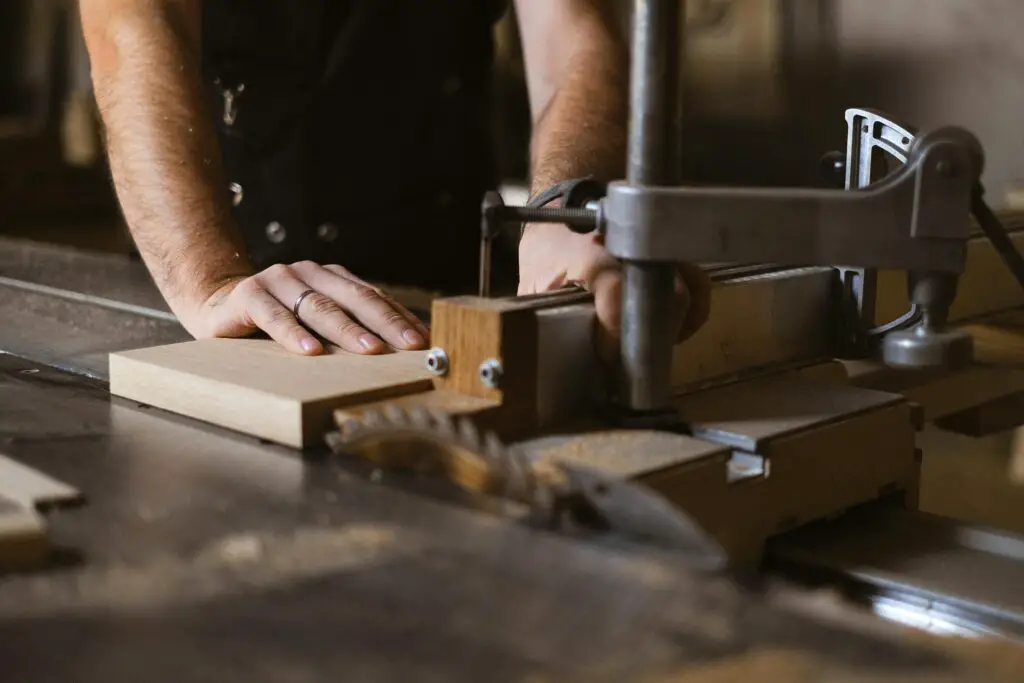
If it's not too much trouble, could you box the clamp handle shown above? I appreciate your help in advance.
[829,109,919,356]
[478,183,603,297]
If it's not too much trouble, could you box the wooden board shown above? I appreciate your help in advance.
[0,496,46,571]
[110,339,434,448]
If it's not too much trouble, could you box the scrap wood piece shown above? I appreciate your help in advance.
[0,453,83,510]
[110,338,434,448]
[0,456,82,570]
[0,496,47,570]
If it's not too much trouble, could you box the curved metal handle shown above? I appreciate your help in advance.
[834,109,926,350]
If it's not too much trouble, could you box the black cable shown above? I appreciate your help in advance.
[972,187,1024,292]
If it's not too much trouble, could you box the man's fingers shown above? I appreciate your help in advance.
[587,262,711,362]
[301,265,427,350]
[319,264,429,341]
[241,282,323,355]
[589,266,623,365]
[379,291,431,342]
[300,292,386,354]
[256,264,385,354]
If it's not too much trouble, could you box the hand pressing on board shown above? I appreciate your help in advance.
[518,223,712,359]
[189,262,430,356]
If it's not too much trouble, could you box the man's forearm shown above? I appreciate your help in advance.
[525,7,628,195]
[83,2,251,327]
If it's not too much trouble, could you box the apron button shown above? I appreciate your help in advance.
[435,191,453,210]
[265,221,287,244]
[229,182,244,207]
[317,223,339,243]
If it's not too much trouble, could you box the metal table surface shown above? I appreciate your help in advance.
[0,354,996,683]
[0,239,1008,681]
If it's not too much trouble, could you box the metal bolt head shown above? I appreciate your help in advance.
[425,348,449,376]
[265,221,286,244]
[478,358,503,389]
[229,182,244,207]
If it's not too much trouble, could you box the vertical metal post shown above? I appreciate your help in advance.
[619,0,685,412]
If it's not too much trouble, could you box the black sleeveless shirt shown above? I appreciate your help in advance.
[201,1,511,294]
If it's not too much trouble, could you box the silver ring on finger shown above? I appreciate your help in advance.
[292,288,317,320]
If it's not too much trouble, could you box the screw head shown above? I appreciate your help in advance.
[265,221,286,244]
[478,358,503,389]
[425,348,449,376]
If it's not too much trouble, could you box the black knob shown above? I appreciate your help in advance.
[819,151,847,188]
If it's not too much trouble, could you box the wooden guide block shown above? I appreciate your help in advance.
[426,293,598,438]
[110,339,434,448]
[429,296,537,403]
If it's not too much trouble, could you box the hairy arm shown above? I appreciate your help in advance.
[515,0,628,195]
[514,0,628,334]
[80,0,252,334]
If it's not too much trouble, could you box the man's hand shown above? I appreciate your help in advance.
[518,223,712,357]
[190,262,430,356]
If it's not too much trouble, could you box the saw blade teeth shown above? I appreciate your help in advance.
[457,417,481,451]
[324,430,345,453]
[360,409,387,430]
[434,411,456,438]
[406,405,433,430]
[382,404,408,428]
[504,446,533,494]
[482,431,506,463]
[338,417,363,439]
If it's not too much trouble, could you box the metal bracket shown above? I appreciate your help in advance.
[837,108,919,357]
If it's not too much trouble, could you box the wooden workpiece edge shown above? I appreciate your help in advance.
[110,353,304,446]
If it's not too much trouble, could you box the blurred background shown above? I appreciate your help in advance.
[3,0,1024,255]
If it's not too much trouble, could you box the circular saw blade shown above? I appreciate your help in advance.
[326,406,727,569]
[327,406,549,504]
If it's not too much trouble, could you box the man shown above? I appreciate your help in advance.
[80,1,707,358]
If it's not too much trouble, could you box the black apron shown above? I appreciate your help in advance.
[201,1,513,294]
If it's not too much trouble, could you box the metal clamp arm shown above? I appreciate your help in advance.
[602,127,982,273]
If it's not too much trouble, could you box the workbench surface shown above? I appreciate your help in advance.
[0,237,1008,682]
